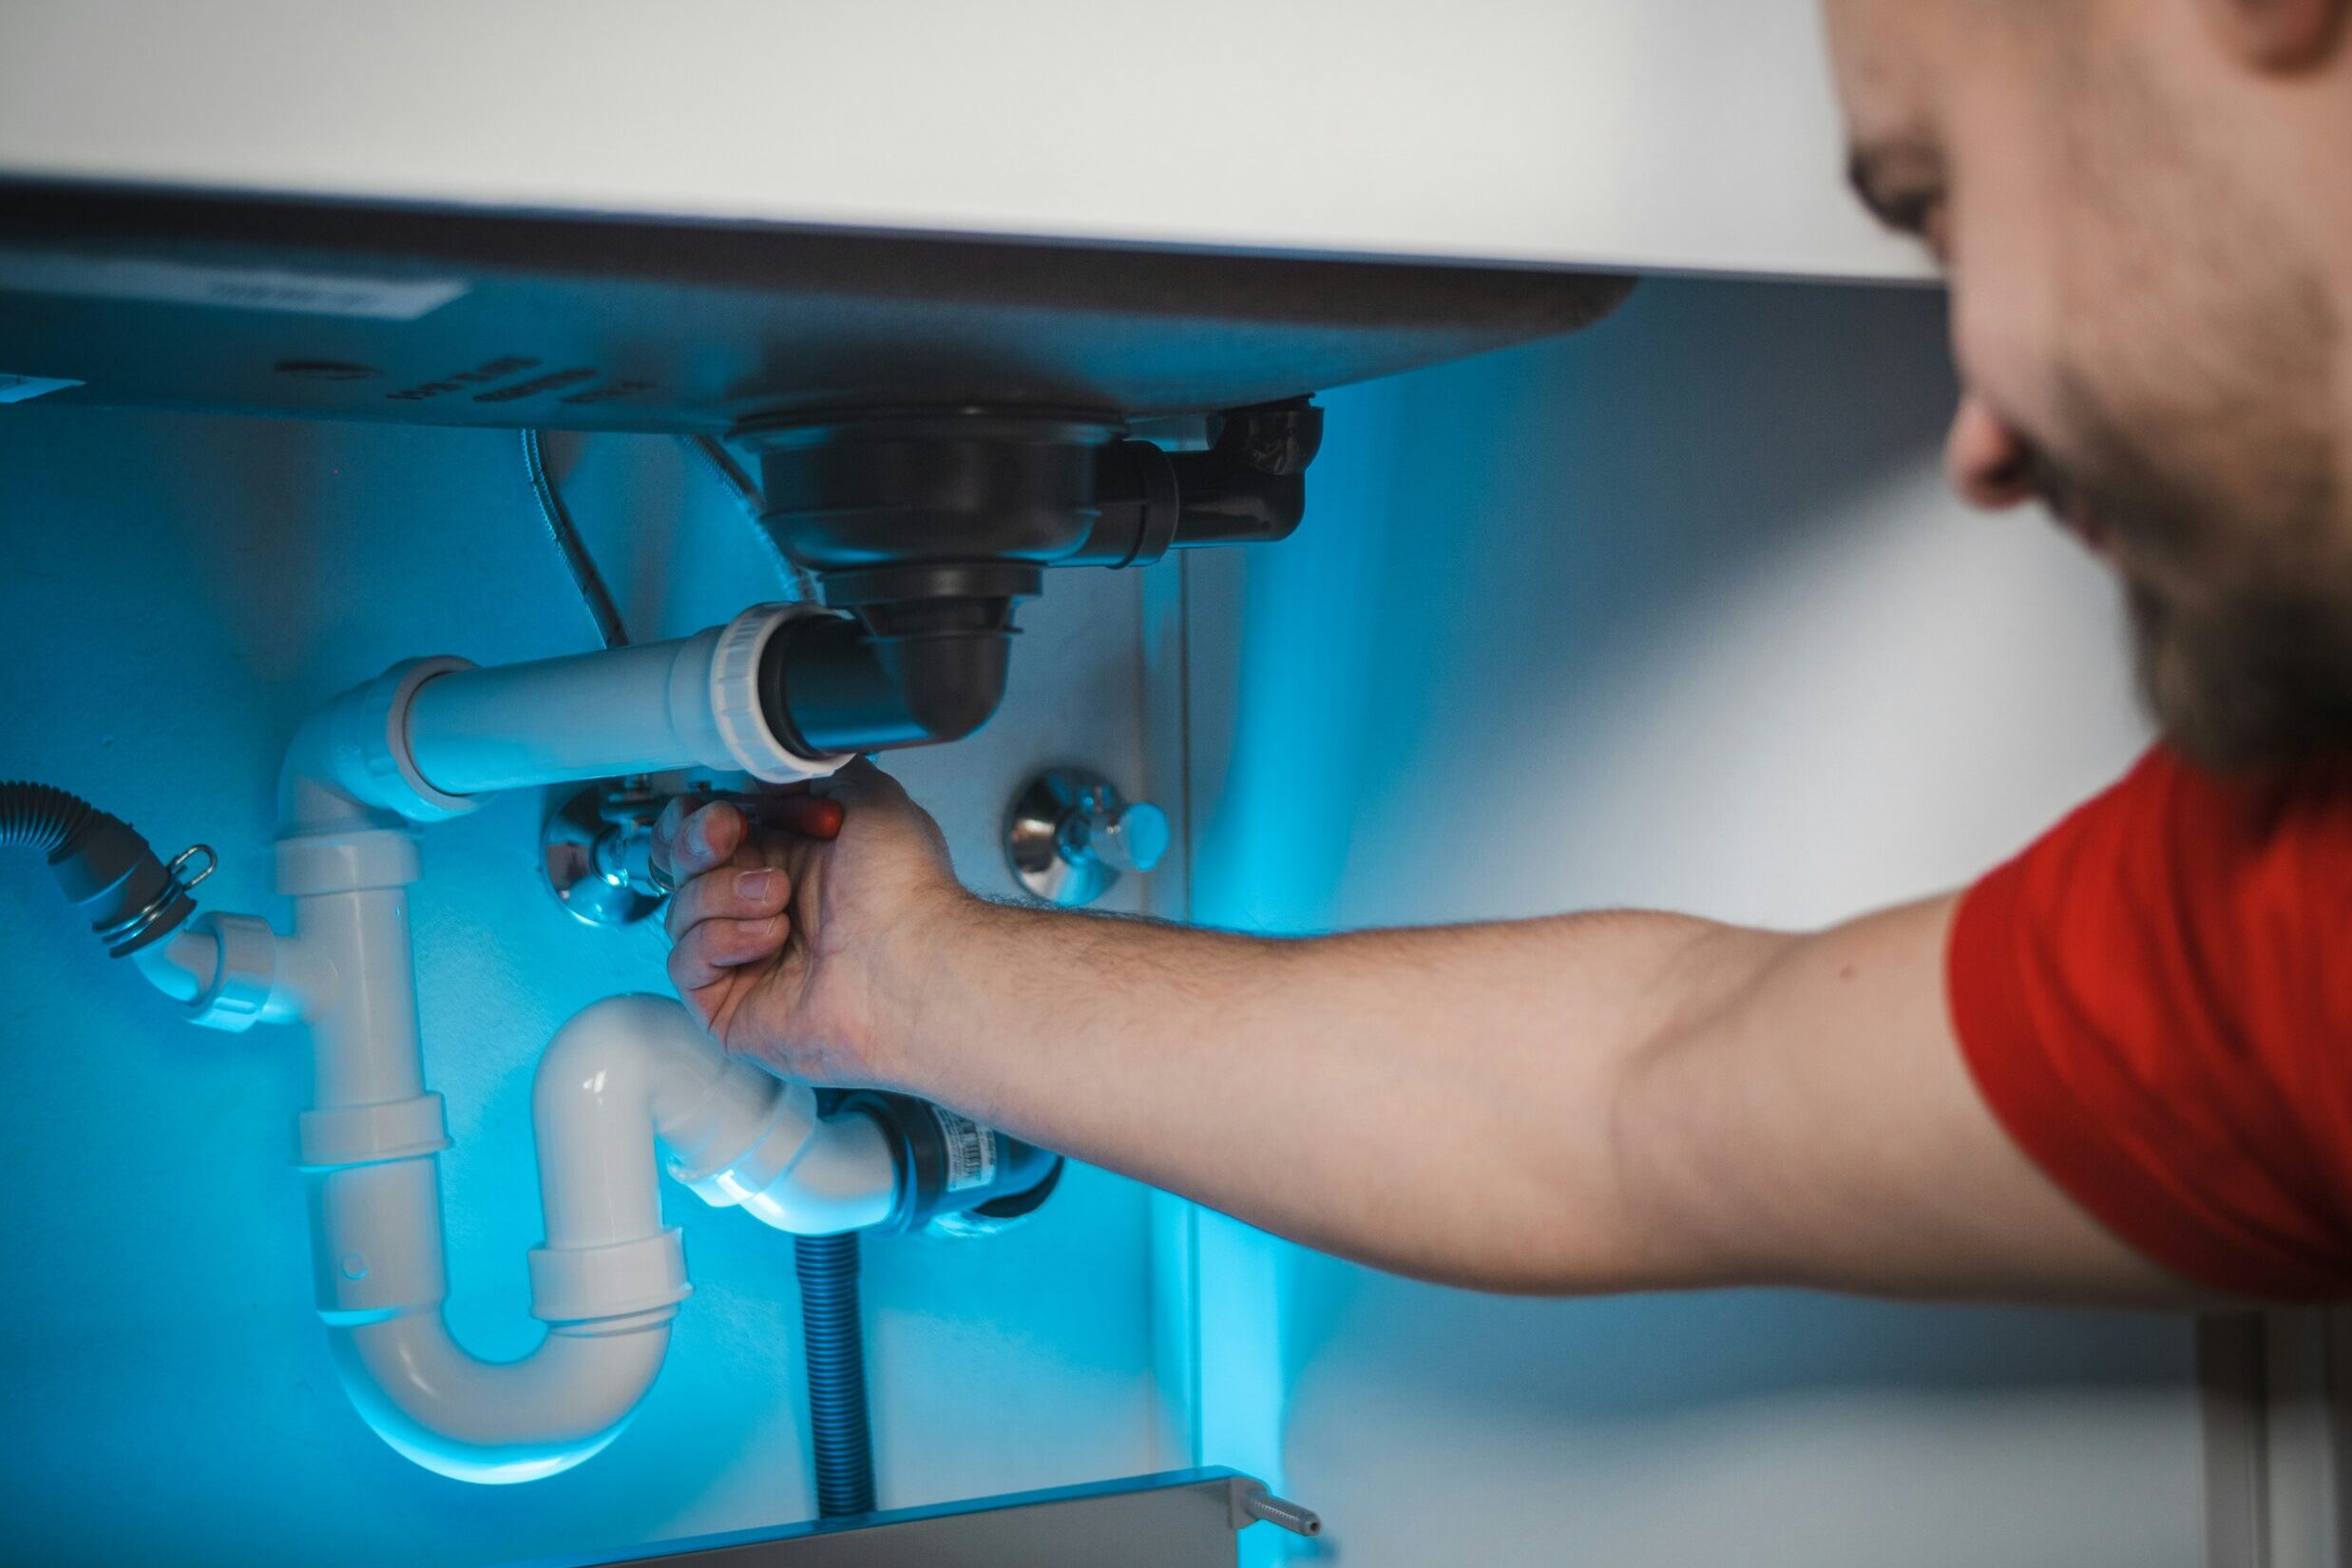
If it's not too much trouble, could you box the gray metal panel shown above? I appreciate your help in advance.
[508,1470,1272,1568]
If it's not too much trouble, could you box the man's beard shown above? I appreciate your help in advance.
[2126,575,2352,773]
[2026,389,2352,774]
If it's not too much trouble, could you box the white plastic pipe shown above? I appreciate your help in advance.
[271,603,843,834]
[405,605,840,797]
[534,995,899,1251]
[132,913,328,1029]
[306,995,896,1484]
[200,624,894,1482]
[330,1313,674,1485]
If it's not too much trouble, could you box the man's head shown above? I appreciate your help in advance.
[1824,0,2352,769]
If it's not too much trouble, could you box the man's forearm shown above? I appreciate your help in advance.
[875,900,1782,1291]
[869,892,2188,1302]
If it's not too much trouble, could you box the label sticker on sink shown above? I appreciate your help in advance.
[0,254,466,319]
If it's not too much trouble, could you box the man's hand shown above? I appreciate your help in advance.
[649,760,964,1086]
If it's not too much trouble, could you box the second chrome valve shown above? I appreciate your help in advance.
[1004,768,1169,908]
[544,766,1169,926]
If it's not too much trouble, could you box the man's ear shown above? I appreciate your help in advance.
[2199,0,2347,69]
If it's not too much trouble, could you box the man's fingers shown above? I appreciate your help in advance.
[667,912,791,992]
[652,798,747,885]
[755,793,846,841]
[653,789,850,888]
[665,864,793,946]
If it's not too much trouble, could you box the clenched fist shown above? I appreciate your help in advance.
[648,759,966,1087]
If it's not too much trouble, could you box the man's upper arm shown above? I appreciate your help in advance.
[1620,892,2205,1304]
[1630,746,2352,1306]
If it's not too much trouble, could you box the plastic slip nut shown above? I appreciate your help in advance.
[351,657,478,822]
[276,828,422,898]
[528,1230,692,1326]
[709,603,849,783]
[298,1093,450,1169]
[185,911,277,1033]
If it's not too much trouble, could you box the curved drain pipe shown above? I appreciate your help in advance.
[319,994,897,1483]
[133,606,909,1482]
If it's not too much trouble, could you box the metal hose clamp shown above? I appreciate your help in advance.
[95,842,215,956]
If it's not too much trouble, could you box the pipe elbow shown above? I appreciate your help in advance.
[531,997,730,1246]
[534,995,731,1135]
[327,1311,670,1484]
[870,630,1010,746]
[731,1111,901,1236]
[535,994,899,1238]
[278,658,479,833]
[759,607,1013,755]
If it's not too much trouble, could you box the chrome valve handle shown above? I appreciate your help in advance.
[1004,768,1168,908]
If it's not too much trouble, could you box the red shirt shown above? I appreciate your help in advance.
[1949,747,2352,1298]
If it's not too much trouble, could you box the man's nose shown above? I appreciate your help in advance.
[1945,394,2037,510]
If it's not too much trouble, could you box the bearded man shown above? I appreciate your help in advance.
[654,0,2352,1306]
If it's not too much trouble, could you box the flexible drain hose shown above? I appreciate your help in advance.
[794,1232,876,1518]
[1,780,100,854]
[1,780,199,956]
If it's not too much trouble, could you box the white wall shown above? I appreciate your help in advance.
[1182,276,2203,1566]
[0,413,1169,1565]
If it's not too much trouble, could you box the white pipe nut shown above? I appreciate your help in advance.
[298,1093,450,1169]
[179,911,278,1032]
[526,1230,691,1329]
[708,602,854,781]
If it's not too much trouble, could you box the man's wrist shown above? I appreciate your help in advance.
[860,889,1032,1097]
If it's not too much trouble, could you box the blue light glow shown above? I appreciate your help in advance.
[1,411,1186,1562]
[369,1423,625,1487]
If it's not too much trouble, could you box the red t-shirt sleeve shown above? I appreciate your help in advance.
[1948,746,2352,1299]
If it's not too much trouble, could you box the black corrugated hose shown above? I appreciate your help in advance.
[0,780,99,854]
[1,780,197,956]
[794,1232,877,1518]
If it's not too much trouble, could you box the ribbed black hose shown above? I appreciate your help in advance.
[794,1232,876,1518]
[0,781,99,856]
[1,780,194,957]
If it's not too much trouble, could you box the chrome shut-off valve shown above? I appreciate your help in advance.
[1004,768,1169,908]
[541,780,670,927]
